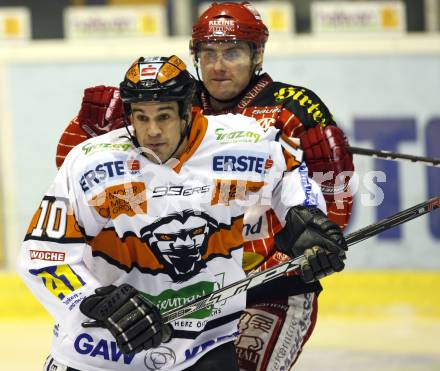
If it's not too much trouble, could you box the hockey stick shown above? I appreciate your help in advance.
[348,146,440,167]
[286,138,439,167]
[162,196,440,324]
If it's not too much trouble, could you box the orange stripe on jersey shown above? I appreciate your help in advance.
[65,213,83,239]
[205,216,244,258]
[89,218,243,273]
[89,231,164,271]
[211,180,265,206]
[53,209,61,231]
[282,148,300,172]
[174,112,208,173]
[90,182,147,219]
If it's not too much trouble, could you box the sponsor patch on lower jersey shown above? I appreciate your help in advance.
[74,333,136,365]
[142,281,215,319]
[30,250,65,262]
[29,265,85,300]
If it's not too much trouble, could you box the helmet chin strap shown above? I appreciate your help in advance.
[165,118,190,164]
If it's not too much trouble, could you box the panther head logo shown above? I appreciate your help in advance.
[140,210,218,282]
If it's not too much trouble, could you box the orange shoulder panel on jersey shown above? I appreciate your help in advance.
[174,112,208,172]
[56,117,90,169]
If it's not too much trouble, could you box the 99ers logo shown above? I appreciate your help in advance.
[152,185,210,197]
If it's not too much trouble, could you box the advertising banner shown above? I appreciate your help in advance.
[311,1,406,35]
[0,7,31,41]
[64,5,167,39]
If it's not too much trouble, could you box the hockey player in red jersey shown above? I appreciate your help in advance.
[55,2,354,370]
[190,4,354,369]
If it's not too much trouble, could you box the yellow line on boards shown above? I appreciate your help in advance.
[1,271,439,319]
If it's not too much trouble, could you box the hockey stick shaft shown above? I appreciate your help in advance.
[348,146,440,167]
[162,196,440,324]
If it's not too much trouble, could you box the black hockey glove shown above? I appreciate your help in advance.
[79,284,173,355]
[275,205,348,283]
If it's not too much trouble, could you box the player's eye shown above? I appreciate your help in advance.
[199,50,216,63]
[156,233,174,241]
[134,113,149,123]
[190,228,204,237]
[223,48,240,60]
[158,113,171,121]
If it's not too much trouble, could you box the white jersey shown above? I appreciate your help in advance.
[17,112,319,371]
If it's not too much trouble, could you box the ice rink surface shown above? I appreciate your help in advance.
[2,271,439,370]
[2,317,440,370]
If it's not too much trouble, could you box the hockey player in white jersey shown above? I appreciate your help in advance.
[17,55,347,371]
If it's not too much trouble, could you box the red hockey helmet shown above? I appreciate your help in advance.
[191,1,269,55]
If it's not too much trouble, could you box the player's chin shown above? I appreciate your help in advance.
[211,88,239,102]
